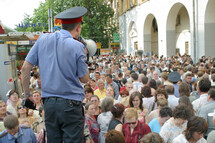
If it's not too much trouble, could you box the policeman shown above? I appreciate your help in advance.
[21,7,89,143]
[0,115,37,143]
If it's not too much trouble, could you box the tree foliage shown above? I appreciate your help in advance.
[15,0,117,48]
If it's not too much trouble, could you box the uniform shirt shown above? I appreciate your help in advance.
[26,30,88,101]
[0,126,37,143]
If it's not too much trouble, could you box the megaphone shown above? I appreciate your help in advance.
[78,36,97,57]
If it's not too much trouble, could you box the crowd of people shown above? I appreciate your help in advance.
[1,53,215,143]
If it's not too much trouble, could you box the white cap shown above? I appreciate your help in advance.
[208,109,215,118]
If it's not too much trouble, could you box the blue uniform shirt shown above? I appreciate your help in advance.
[0,126,37,143]
[26,30,88,101]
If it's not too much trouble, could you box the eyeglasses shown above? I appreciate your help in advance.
[126,121,136,125]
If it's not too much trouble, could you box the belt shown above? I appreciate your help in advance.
[44,97,82,106]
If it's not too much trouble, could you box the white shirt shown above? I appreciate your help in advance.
[173,134,207,143]
[168,95,179,110]
[133,81,143,90]
[192,93,208,115]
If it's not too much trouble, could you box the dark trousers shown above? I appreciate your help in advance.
[43,97,84,143]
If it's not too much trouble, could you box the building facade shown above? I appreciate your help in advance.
[119,0,215,62]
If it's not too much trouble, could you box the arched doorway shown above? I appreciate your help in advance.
[128,21,138,55]
[143,14,158,56]
[205,0,215,57]
[166,3,190,57]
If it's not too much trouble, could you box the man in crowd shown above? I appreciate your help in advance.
[165,85,179,110]
[131,73,143,90]
[22,7,89,142]
[105,74,119,100]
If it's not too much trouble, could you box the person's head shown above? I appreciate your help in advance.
[185,73,192,84]
[111,103,125,119]
[140,132,165,143]
[119,89,129,98]
[85,102,96,116]
[173,104,192,126]
[89,95,100,107]
[95,72,100,80]
[106,74,113,84]
[165,85,174,95]
[208,88,215,101]
[90,79,96,88]
[157,98,168,109]
[4,115,19,135]
[124,108,138,129]
[84,86,94,100]
[160,72,168,81]
[7,89,19,103]
[159,106,172,125]
[101,96,114,112]
[0,100,7,115]
[141,86,152,98]
[184,116,208,141]
[129,91,143,110]
[153,71,159,80]
[141,76,148,85]
[131,73,138,81]
[198,77,211,93]
[97,79,105,90]
[179,82,190,97]
[17,105,29,117]
[149,79,157,90]
[31,90,41,104]
[155,88,168,102]
[105,130,125,143]
[106,85,115,98]
[125,81,133,92]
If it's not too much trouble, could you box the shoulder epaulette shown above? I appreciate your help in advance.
[0,131,8,138]
[73,37,86,46]
[20,125,31,129]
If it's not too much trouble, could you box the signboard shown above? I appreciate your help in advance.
[4,61,11,65]
[113,33,120,43]
[100,49,111,55]
[110,43,120,49]
[96,43,101,49]
[5,41,17,45]
[18,41,29,45]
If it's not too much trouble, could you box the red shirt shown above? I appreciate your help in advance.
[123,121,151,143]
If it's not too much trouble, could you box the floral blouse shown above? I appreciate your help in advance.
[85,115,99,143]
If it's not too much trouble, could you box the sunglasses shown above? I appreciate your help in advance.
[17,106,24,110]
[126,121,136,125]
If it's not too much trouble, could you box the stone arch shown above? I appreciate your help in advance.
[143,14,158,56]
[205,0,215,57]
[166,2,191,57]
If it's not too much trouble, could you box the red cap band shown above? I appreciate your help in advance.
[61,17,82,24]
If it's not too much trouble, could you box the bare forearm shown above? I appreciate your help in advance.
[21,61,33,97]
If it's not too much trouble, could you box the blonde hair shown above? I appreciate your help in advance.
[125,108,138,120]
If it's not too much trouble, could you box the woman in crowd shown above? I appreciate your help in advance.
[118,88,129,102]
[90,79,98,91]
[129,91,149,124]
[94,79,107,99]
[6,89,21,117]
[17,105,36,126]
[149,79,157,96]
[89,95,101,120]
[31,91,42,110]
[0,100,10,132]
[150,88,169,112]
[141,86,154,110]
[104,85,119,104]
[179,96,195,116]
[97,96,113,143]
[179,82,196,102]
[148,98,168,122]
[159,104,192,143]
[140,132,165,143]
[108,103,125,132]
[123,108,151,143]
[83,86,94,104]
[85,102,99,143]
[173,116,208,143]
[148,106,172,133]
